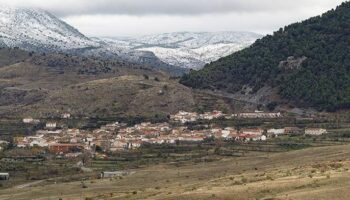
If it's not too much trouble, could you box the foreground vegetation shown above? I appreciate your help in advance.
[1,142,350,200]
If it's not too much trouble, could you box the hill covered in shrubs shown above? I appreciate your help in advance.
[180,2,350,111]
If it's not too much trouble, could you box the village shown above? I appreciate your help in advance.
[11,110,327,157]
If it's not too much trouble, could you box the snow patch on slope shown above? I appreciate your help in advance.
[99,32,262,69]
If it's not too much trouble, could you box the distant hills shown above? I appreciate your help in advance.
[0,6,260,74]
[181,2,350,111]
[0,6,185,76]
[98,32,261,69]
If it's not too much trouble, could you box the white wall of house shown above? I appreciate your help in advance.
[267,129,285,135]
[305,129,327,135]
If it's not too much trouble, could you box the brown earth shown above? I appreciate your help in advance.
[1,144,350,200]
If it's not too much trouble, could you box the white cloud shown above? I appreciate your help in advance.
[0,0,346,16]
[0,0,347,36]
[64,1,346,37]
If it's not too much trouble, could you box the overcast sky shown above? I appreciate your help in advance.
[0,0,347,37]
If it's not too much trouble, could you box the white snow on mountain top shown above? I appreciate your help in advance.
[0,6,98,51]
[0,6,183,74]
[99,32,262,69]
[0,6,262,71]
[135,32,261,48]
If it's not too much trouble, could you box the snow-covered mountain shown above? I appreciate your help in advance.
[0,6,183,74]
[0,6,98,51]
[98,32,262,69]
[0,6,261,73]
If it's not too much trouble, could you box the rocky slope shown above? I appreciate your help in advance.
[0,48,196,118]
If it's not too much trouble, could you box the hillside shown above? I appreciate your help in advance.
[98,32,261,69]
[19,75,195,118]
[1,143,350,199]
[0,48,195,119]
[0,47,30,67]
[181,2,350,111]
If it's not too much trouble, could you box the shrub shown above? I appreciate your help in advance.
[241,177,248,183]
[81,182,88,188]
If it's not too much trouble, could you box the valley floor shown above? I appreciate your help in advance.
[1,144,350,200]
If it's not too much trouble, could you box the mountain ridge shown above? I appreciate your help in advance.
[0,6,188,75]
[0,6,261,74]
[98,31,262,69]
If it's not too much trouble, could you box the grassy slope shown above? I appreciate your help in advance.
[0,49,196,118]
[1,144,350,199]
[21,75,195,118]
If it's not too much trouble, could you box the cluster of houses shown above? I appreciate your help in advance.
[170,110,283,124]
[14,122,267,155]
[9,110,329,157]
[14,114,329,156]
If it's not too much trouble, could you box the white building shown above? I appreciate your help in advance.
[30,139,48,147]
[221,130,231,138]
[267,129,285,136]
[0,173,10,180]
[235,112,282,119]
[171,111,198,123]
[46,122,57,129]
[305,128,327,136]
[242,134,267,142]
[23,118,40,124]
[61,113,71,119]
